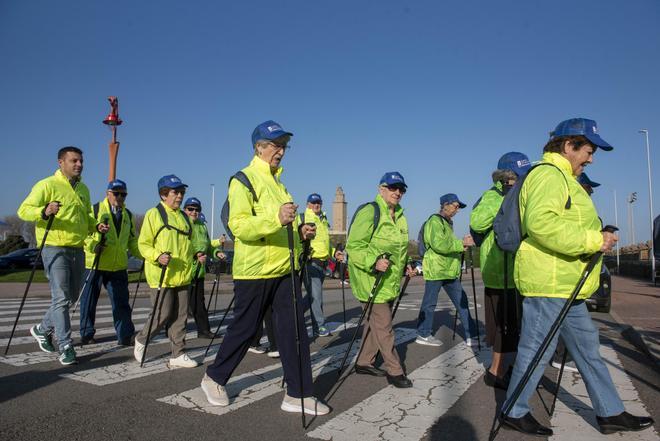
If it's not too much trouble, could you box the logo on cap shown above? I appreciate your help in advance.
[267,125,282,133]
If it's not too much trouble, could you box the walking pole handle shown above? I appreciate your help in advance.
[371,253,391,275]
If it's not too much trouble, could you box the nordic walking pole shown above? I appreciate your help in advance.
[188,260,203,318]
[469,247,481,351]
[203,294,235,358]
[286,222,307,428]
[336,253,390,379]
[452,252,465,341]
[131,262,145,310]
[391,264,412,320]
[73,217,109,316]
[4,208,57,355]
[549,349,569,416]
[336,243,347,331]
[140,252,170,368]
[206,263,221,311]
[490,225,617,440]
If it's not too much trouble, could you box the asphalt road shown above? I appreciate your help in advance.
[1,273,658,441]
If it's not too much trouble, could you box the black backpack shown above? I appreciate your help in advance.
[220,171,258,241]
[347,202,381,241]
[417,214,443,257]
[93,201,134,237]
[492,163,571,253]
[469,186,504,247]
[153,203,192,242]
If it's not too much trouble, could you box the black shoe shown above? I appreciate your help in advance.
[197,331,214,339]
[80,336,97,345]
[117,339,133,347]
[501,413,553,437]
[597,411,654,434]
[355,365,387,377]
[484,369,509,390]
[386,374,413,388]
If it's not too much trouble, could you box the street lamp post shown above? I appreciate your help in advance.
[210,184,216,240]
[614,190,620,273]
[639,129,656,282]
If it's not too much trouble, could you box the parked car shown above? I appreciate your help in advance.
[586,265,611,313]
[412,260,423,275]
[127,255,144,273]
[0,248,43,270]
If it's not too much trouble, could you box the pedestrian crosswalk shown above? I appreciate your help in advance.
[0,296,657,441]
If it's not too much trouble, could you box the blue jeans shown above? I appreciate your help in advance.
[79,269,135,343]
[303,262,326,331]
[417,278,475,339]
[40,246,85,352]
[504,297,625,418]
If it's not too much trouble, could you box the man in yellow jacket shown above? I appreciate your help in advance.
[133,174,198,368]
[301,193,340,337]
[200,120,329,416]
[18,146,109,365]
[502,118,654,436]
[79,179,141,346]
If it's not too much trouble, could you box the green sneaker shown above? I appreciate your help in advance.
[59,344,78,365]
[30,325,56,353]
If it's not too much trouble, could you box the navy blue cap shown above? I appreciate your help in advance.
[107,179,127,191]
[199,213,207,223]
[157,174,188,191]
[251,120,293,145]
[184,197,202,208]
[551,118,613,151]
[440,193,466,209]
[307,193,322,204]
[379,171,407,188]
[498,152,532,177]
[578,173,600,188]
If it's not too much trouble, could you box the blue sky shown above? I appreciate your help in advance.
[2,0,659,243]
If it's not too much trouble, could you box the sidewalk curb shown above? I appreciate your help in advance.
[611,309,660,368]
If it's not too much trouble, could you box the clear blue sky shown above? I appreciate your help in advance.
[2,0,659,243]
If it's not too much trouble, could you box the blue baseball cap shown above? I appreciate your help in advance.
[199,213,207,223]
[157,174,188,190]
[440,193,467,209]
[551,118,613,151]
[251,120,294,145]
[379,171,407,189]
[107,179,127,192]
[307,193,322,204]
[184,197,202,208]
[578,173,600,188]
[498,152,532,177]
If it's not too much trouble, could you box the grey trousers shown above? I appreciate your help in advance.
[136,286,188,357]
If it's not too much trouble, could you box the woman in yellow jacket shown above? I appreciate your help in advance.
[501,119,654,436]
[133,174,198,369]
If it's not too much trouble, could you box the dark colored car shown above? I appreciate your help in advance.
[207,250,234,275]
[0,248,43,270]
[586,265,611,313]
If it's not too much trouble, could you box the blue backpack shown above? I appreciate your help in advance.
[347,202,381,241]
[417,214,443,257]
[493,163,571,253]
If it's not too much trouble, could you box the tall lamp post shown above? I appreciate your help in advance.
[614,190,620,273]
[628,192,637,245]
[210,184,216,240]
[639,129,655,282]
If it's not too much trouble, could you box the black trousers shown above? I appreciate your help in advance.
[206,274,313,398]
[188,278,210,334]
[252,306,277,351]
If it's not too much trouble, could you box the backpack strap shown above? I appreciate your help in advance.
[233,171,258,202]
[530,163,572,209]
[93,202,100,219]
[153,203,192,243]
[423,213,447,254]
[348,201,380,242]
[299,211,305,225]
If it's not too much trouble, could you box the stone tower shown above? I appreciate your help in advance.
[331,186,347,235]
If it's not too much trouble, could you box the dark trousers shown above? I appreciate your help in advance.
[252,306,277,351]
[79,269,135,344]
[188,278,210,334]
[206,274,313,398]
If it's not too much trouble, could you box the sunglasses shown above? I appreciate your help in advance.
[386,185,407,194]
[111,191,127,197]
[185,206,200,212]
[170,188,186,195]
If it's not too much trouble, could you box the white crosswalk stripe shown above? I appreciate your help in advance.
[549,344,659,440]
[307,343,491,441]
[156,327,418,416]
[0,306,152,322]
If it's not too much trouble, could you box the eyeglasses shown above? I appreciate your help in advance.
[185,206,200,213]
[170,188,186,195]
[111,191,127,197]
[268,141,290,150]
[385,185,406,194]
[310,201,322,205]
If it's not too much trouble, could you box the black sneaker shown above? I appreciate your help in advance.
[59,344,78,365]
[80,336,97,345]
[30,325,56,353]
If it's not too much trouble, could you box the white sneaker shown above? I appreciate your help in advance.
[247,345,268,354]
[201,373,229,406]
[281,393,330,416]
[134,339,145,363]
[415,335,443,347]
[466,337,484,347]
[551,360,579,373]
[169,353,199,368]
[267,350,280,358]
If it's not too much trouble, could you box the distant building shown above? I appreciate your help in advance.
[330,186,347,239]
